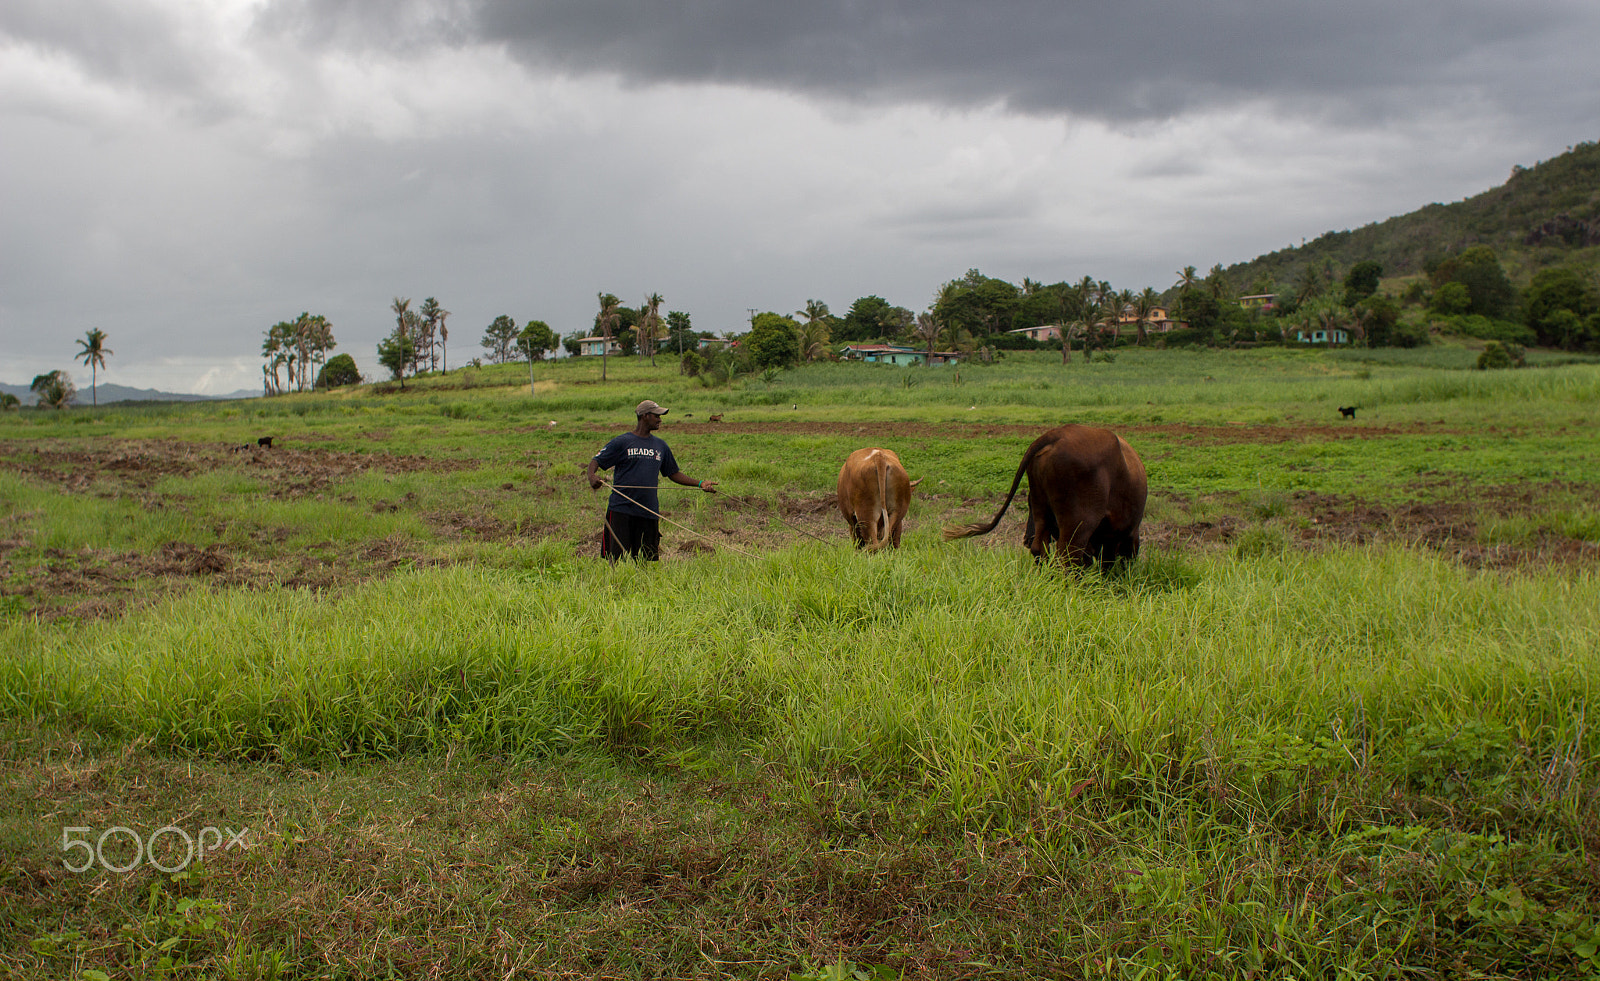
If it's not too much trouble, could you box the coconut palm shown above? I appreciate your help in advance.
[261,320,294,395]
[1078,297,1107,363]
[1056,283,1086,365]
[912,310,944,366]
[794,299,832,362]
[596,292,621,382]
[419,297,445,372]
[637,293,665,366]
[1112,288,1135,344]
[1134,287,1160,346]
[75,329,112,406]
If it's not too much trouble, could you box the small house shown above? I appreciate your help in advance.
[839,344,925,365]
[576,336,622,356]
[1007,325,1061,342]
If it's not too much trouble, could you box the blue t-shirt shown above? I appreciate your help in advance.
[592,432,680,518]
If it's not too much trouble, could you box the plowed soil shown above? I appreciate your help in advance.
[622,419,1481,444]
[2,430,1593,620]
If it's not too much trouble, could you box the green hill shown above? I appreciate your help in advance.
[1225,139,1600,293]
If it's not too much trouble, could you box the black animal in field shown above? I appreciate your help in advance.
[257,436,275,448]
[1338,406,1357,419]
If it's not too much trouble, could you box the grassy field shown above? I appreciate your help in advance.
[2,345,1599,979]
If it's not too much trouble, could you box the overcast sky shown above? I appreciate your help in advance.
[3,1,1597,394]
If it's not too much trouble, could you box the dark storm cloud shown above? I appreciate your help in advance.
[264,0,1596,125]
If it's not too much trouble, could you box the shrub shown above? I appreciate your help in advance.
[316,353,362,389]
[1476,341,1524,370]
[1443,315,1537,346]
[1386,320,1432,348]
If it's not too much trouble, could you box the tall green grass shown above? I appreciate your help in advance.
[6,544,1594,833]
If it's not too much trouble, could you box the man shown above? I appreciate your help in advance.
[586,399,717,561]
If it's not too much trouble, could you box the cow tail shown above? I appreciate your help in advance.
[865,455,893,552]
[942,437,1041,540]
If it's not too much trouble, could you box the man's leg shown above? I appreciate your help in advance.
[640,518,662,561]
[602,510,630,563]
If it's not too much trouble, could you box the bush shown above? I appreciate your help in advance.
[1476,341,1524,370]
[316,353,362,389]
[1385,320,1432,349]
[1441,315,1537,346]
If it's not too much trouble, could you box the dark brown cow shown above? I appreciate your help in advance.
[837,447,921,551]
[944,424,1147,572]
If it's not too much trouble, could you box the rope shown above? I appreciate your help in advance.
[595,480,849,553]
[597,479,762,560]
[611,479,840,547]
[715,492,839,547]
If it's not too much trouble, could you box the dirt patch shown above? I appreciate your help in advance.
[423,508,511,540]
[0,438,475,496]
[1147,483,1599,569]
[663,419,1472,444]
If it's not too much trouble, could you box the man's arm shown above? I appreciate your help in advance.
[587,456,604,490]
[669,471,716,493]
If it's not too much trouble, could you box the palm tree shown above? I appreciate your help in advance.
[1056,283,1085,365]
[1171,265,1199,321]
[1078,296,1107,363]
[75,329,111,406]
[419,297,445,373]
[1112,288,1135,344]
[794,299,832,362]
[1133,287,1160,346]
[261,320,293,395]
[596,292,620,382]
[912,310,943,366]
[637,293,665,367]
[389,297,412,386]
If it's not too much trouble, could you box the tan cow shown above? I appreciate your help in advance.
[837,447,921,551]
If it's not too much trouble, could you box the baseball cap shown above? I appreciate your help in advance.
[635,400,669,416]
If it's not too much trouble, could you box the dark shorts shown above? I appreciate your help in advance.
[602,510,661,562]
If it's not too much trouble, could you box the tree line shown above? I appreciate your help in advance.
[272,245,1600,399]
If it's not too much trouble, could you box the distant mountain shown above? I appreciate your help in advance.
[1224,139,1600,293]
[0,381,260,405]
